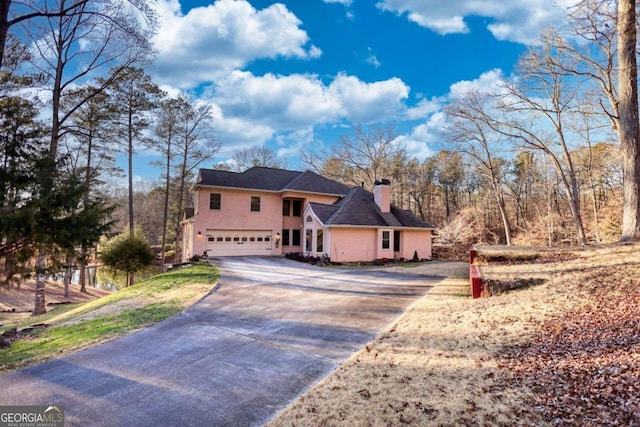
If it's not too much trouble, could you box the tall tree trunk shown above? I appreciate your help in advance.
[127,108,135,288]
[590,181,601,244]
[444,187,451,220]
[494,188,512,246]
[63,253,72,299]
[0,0,10,71]
[79,249,88,293]
[174,158,188,263]
[547,184,553,247]
[33,250,47,315]
[160,142,171,272]
[618,0,640,240]
[128,109,135,238]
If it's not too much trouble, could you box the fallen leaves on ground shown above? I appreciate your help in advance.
[268,244,640,427]
[498,264,640,426]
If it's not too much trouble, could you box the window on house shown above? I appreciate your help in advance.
[292,200,302,217]
[305,229,313,252]
[316,229,324,253]
[209,193,221,210]
[382,230,391,250]
[292,229,301,246]
[251,196,261,212]
[282,199,291,216]
[282,229,290,246]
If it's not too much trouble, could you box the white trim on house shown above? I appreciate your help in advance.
[302,205,330,258]
[204,229,274,257]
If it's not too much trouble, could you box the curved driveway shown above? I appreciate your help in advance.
[0,257,442,426]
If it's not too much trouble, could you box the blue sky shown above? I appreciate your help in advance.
[132,0,571,179]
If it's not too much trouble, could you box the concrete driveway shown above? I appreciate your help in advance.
[0,257,442,426]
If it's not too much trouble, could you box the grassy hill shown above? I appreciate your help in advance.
[0,263,218,374]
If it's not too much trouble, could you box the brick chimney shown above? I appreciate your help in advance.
[374,179,391,213]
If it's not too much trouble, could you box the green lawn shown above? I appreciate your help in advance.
[0,263,219,373]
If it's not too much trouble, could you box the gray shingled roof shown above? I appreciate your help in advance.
[309,187,434,229]
[197,166,350,195]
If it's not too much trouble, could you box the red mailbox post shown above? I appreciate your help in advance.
[469,247,482,298]
[469,247,477,264]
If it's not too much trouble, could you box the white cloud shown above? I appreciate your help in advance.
[322,0,355,20]
[448,68,504,100]
[365,47,381,68]
[405,97,443,120]
[204,71,339,127]
[193,65,504,165]
[207,102,275,152]
[398,69,507,159]
[395,111,445,160]
[176,71,411,162]
[200,70,410,131]
[328,74,410,122]
[274,128,315,166]
[376,0,566,44]
[150,0,319,88]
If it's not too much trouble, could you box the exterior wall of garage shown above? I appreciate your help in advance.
[188,188,284,259]
[183,221,195,260]
[183,187,343,261]
[307,226,433,263]
[400,230,433,261]
[327,228,378,262]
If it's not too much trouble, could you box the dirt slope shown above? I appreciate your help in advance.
[0,281,110,315]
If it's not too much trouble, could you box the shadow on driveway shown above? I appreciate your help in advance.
[0,257,440,426]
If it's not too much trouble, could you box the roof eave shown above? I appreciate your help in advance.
[197,183,347,197]
[323,224,435,230]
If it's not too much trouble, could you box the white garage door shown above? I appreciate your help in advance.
[205,230,273,256]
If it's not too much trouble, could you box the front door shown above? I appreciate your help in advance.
[394,230,401,252]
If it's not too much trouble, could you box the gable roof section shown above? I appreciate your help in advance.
[197,166,350,195]
[198,167,300,191]
[285,170,350,195]
[309,187,434,229]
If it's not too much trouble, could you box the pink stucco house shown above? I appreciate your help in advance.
[181,166,434,263]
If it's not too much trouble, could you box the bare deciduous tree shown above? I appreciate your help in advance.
[172,99,219,261]
[617,0,640,239]
[491,37,588,245]
[232,145,285,171]
[446,90,513,245]
[303,124,404,189]
[405,157,438,223]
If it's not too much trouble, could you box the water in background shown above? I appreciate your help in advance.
[51,265,161,292]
